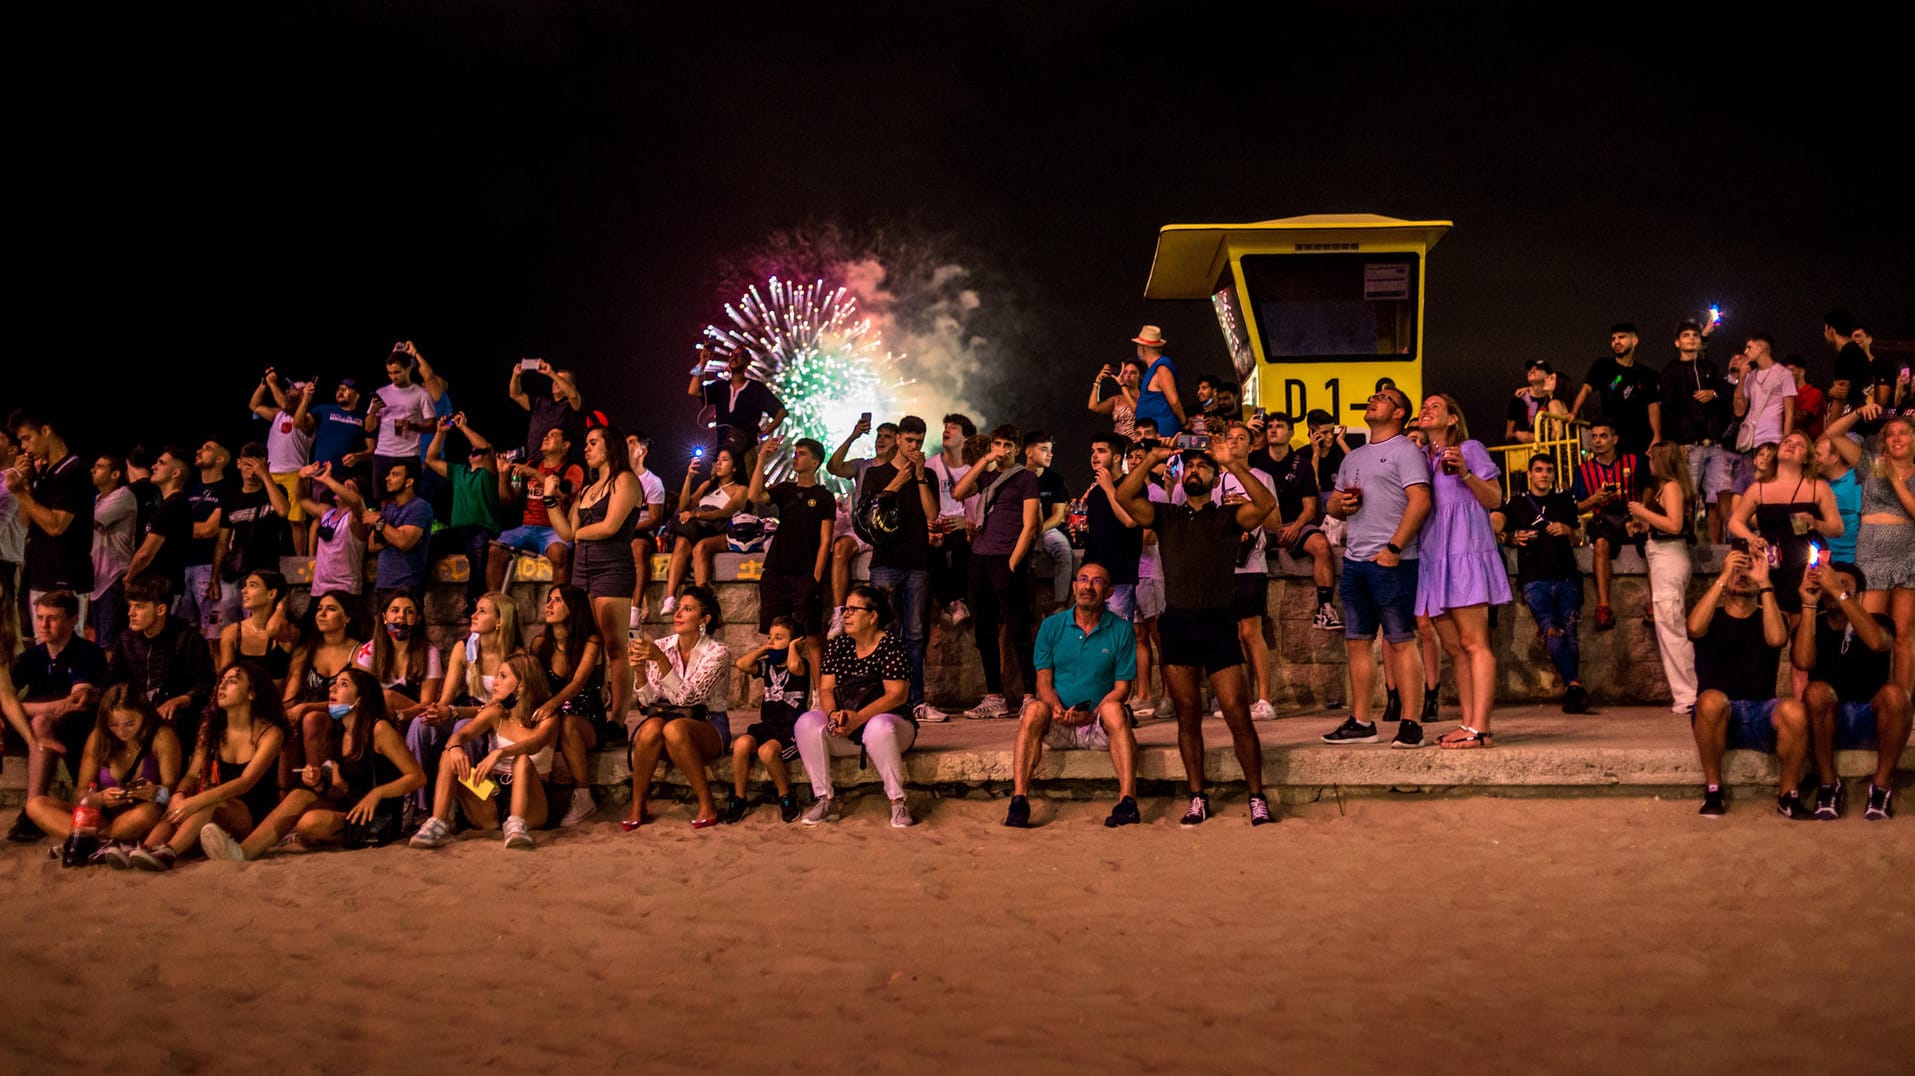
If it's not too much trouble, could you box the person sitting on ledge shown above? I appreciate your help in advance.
[1792,561,1911,820]
[623,583,733,831]
[792,583,918,828]
[1004,561,1140,829]
[1686,546,1805,818]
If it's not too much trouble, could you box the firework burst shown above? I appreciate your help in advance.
[702,276,913,486]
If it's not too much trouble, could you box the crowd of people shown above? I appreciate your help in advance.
[1,310,1909,867]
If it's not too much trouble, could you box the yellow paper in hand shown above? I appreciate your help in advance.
[460,771,497,799]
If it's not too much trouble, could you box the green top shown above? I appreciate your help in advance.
[446,462,507,532]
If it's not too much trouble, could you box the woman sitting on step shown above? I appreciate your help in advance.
[791,584,918,829]
[623,584,732,831]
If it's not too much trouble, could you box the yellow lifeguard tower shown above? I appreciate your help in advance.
[1144,213,1451,436]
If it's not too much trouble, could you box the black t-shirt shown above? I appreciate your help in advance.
[186,477,235,567]
[140,490,193,595]
[1499,489,1580,584]
[1033,468,1070,532]
[1263,448,1320,523]
[1693,605,1781,702]
[525,395,586,465]
[1582,356,1662,452]
[754,652,810,732]
[1083,486,1142,587]
[23,453,95,593]
[1310,445,1345,494]
[702,378,782,442]
[1659,357,1729,445]
[128,477,160,539]
[224,484,288,578]
[763,481,836,576]
[11,637,108,701]
[1809,613,1895,704]
[1869,353,1915,425]
[859,463,932,572]
[1832,342,1872,407]
[1152,501,1244,614]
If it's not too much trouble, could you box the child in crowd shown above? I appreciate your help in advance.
[726,616,808,823]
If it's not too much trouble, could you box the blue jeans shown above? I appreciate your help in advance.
[868,566,928,706]
[1521,578,1582,686]
[90,576,128,652]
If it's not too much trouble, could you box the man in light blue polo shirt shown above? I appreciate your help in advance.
[1004,561,1140,829]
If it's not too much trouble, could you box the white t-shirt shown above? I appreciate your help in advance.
[1740,361,1798,449]
[91,485,139,600]
[264,409,315,473]
[373,383,436,457]
[926,454,978,523]
[1137,483,1169,580]
[354,638,445,689]
[635,469,667,531]
[0,482,23,563]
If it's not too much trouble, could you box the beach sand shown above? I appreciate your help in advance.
[2,793,1910,1074]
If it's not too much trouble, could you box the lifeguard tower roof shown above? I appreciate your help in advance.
[1144,214,1453,299]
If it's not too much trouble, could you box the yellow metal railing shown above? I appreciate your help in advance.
[1487,412,1588,499]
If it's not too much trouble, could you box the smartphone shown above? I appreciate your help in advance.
[520,358,541,371]
[1251,406,1266,423]
[859,411,872,426]
[1708,305,1723,326]
[1172,433,1210,450]
[1333,426,1346,437]
[1729,537,1750,554]
[692,445,705,459]
[1807,543,1823,568]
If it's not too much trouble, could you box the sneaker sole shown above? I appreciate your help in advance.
[505,836,535,850]
[1391,739,1426,750]
[1322,735,1379,745]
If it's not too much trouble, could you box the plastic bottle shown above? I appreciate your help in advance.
[61,786,103,868]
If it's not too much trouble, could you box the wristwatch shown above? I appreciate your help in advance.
[1838,590,1853,603]
[1385,542,1402,556]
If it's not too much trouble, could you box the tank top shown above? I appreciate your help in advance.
[574,482,637,575]
[99,747,162,790]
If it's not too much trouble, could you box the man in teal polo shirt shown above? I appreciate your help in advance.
[1004,560,1140,829]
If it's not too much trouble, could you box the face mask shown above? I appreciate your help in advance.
[766,648,788,666]
[327,703,354,721]
[385,622,414,642]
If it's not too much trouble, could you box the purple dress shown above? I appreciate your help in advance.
[1415,440,1512,616]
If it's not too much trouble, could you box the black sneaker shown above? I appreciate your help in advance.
[1562,684,1590,715]
[722,792,749,825]
[1776,792,1815,821]
[1004,795,1032,829]
[1104,796,1141,828]
[7,812,44,843]
[1391,718,1425,749]
[1322,717,1378,744]
[1420,690,1439,723]
[1179,793,1210,826]
[1864,784,1893,821]
[1813,783,1842,821]
[1379,691,1402,725]
[1698,785,1726,817]
[1249,794,1275,826]
[778,793,801,824]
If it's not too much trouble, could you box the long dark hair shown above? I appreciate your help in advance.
[296,590,363,667]
[334,667,392,764]
[369,590,428,686]
[587,423,632,483]
[534,584,593,672]
[199,660,291,765]
[92,683,161,759]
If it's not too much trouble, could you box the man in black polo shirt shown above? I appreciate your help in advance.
[1793,561,1911,821]
[1686,547,1807,818]
[1494,454,1589,713]
[6,588,109,842]
[748,434,837,692]
[1115,438,1278,826]
[5,410,95,613]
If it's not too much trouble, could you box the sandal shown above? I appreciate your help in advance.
[1436,725,1493,749]
[690,816,719,830]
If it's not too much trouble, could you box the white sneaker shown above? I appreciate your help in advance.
[659,595,677,616]
[915,703,948,723]
[966,694,1008,719]
[801,797,839,826]
[1251,699,1278,722]
[409,817,452,849]
[828,606,845,637]
[948,600,971,625]
[200,823,244,862]
[890,798,916,828]
[560,788,597,827]
[503,814,535,850]
[1131,698,1158,718]
[1155,697,1174,718]
[629,604,646,629]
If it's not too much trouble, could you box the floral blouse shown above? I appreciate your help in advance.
[641,633,732,710]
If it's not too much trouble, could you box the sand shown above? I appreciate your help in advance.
[1,793,1910,1074]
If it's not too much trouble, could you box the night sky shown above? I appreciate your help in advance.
[24,2,1909,489]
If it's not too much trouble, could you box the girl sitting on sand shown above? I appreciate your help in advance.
[792,584,917,828]
[409,653,557,850]
[408,590,522,808]
[201,669,424,860]
[22,685,183,866]
[281,590,363,785]
[724,616,807,824]
[354,590,443,723]
[623,584,732,831]
[533,583,610,829]
[129,661,288,871]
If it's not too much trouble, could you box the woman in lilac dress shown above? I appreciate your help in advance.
[1415,394,1511,748]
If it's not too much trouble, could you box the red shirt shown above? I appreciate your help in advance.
[1794,383,1825,439]
[523,462,584,527]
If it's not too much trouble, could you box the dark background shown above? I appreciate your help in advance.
[16,1,1909,490]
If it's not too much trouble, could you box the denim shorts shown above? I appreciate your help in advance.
[496,525,568,553]
[1339,557,1420,643]
[1684,444,1737,502]
[1105,583,1136,620]
[1721,698,1779,752]
[1833,702,1880,750]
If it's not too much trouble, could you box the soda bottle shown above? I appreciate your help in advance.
[61,786,103,869]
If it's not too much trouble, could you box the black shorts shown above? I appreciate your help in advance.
[759,569,825,635]
[1281,523,1324,558]
[1231,573,1267,621]
[742,720,798,748]
[1158,607,1242,673]
[1586,518,1628,557]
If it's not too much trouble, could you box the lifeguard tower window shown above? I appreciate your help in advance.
[1240,252,1420,363]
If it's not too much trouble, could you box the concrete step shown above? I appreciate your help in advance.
[14,707,1903,805]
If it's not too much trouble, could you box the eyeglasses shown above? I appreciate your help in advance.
[843,604,877,614]
[1072,575,1111,586]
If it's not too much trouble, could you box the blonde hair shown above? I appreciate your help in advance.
[498,653,552,727]
[1425,394,1471,446]
[1648,441,1697,510]
[464,591,523,700]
